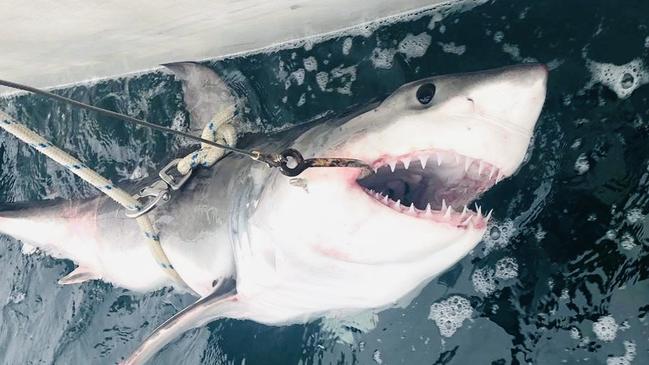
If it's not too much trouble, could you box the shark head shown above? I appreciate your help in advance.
[252,64,547,276]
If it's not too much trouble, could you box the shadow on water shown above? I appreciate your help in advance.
[1,0,649,363]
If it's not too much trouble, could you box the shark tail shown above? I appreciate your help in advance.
[122,279,241,365]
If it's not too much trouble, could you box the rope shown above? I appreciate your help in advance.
[0,110,197,295]
[177,105,238,175]
[0,79,257,159]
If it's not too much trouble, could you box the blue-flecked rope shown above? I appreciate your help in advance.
[0,110,196,295]
[176,105,238,175]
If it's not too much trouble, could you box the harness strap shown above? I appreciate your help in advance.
[0,111,197,295]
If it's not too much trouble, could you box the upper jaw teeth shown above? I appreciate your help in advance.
[372,150,503,182]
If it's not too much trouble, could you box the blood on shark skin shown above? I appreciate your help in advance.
[0,62,547,364]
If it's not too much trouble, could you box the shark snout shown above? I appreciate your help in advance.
[473,63,548,135]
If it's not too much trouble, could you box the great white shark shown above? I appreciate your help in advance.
[0,63,547,364]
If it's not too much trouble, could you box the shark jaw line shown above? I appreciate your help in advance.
[355,148,504,230]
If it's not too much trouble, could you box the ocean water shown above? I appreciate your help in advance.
[1,0,649,364]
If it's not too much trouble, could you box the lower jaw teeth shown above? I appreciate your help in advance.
[365,189,491,226]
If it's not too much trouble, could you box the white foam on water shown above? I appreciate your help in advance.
[620,232,637,250]
[303,39,315,51]
[297,93,306,107]
[370,47,397,69]
[471,268,496,295]
[570,327,581,340]
[607,341,637,365]
[127,165,149,181]
[398,32,432,58]
[7,291,25,304]
[547,58,565,71]
[534,224,547,242]
[372,349,383,364]
[560,289,570,301]
[291,68,306,86]
[483,220,516,254]
[494,257,519,280]
[619,321,631,331]
[428,295,473,337]
[586,58,649,99]
[330,65,357,95]
[315,72,329,91]
[427,13,445,29]
[320,311,379,344]
[574,153,590,175]
[277,59,290,81]
[170,111,187,131]
[625,208,644,224]
[303,56,318,72]
[438,41,466,55]
[571,138,582,149]
[593,315,619,342]
[493,31,505,43]
[342,37,353,55]
[606,229,617,240]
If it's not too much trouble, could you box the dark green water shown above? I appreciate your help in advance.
[1,0,649,363]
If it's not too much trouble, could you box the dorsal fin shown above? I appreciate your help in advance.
[162,62,240,133]
[58,266,99,285]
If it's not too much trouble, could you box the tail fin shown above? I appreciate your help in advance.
[122,279,240,365]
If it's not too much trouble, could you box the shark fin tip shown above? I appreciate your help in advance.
[58,266,99,285]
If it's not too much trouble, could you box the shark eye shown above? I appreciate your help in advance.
[416,83,436,105]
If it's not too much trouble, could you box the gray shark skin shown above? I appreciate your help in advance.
[0,63,547,364]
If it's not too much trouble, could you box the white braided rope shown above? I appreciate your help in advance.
[0,110,195,294]
[177,105,238,175]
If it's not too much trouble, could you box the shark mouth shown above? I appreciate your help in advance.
[356,149,504,229]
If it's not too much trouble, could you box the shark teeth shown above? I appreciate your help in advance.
[370,149,503,183]
[488,167,496,180]
[364,188,490,230]
[485,209,493,222]
[443,205,453,219]
[425,203,433,216]
[419,155,428,169]
[464,157,473,172]
[361,148,504,229]
[402,157,411,169]
[460,206,468,219]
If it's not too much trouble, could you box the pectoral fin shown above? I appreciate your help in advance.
[58,266,99,285]
[122,279,241,365]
